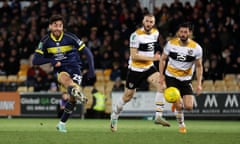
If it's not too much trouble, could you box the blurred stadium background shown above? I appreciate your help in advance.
[0,0,239,120]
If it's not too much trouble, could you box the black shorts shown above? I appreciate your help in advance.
[56,65,82,85]
[165,76,193,96]
[126,66,158,89]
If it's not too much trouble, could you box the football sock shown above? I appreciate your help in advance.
[59,121,65,125]
[112,98,125,119]
[155,92,165,118]
[61,101,75,122]
[60,112,70,123]
[175,110,185,127]
[67,86,74,96]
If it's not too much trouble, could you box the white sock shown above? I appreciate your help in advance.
[59,121,65,125]
[112,97,125,119]
[116,97,125,113]
[175,110,185,127]
[179,123,186,128]
[155,92,165,118]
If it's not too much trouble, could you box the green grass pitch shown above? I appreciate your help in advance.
[0,118,239,144]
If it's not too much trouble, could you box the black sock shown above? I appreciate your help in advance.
[60,101,75,122]
[60,112,70,123]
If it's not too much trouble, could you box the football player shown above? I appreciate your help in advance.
[32,15,95,132]
[159,22,203,133]
[110,14,170,132]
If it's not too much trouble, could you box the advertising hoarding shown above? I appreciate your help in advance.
[20,92,83,117]
[0,92,20,116]
[111,92,240,118]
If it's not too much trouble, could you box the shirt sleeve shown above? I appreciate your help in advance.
[70,33,86,51]
[195,44,203,59]
[129,32,139,48]
[163,42,170,55]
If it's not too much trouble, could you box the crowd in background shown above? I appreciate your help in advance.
[0,0,240,91]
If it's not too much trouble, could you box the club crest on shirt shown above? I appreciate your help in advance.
[188,49,193,55]
[57,47,61,53]
[128,83,134,88]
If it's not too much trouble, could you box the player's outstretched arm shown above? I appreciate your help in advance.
[32,52,58,66]
[82,47,95,78]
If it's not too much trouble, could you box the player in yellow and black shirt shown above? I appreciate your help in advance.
[32,15,95,133]
[110,14,170,132]
[159,22,203,133]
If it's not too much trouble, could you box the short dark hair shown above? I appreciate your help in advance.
[178,22,193,31]
[49,15,64,24]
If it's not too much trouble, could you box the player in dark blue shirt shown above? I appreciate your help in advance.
[32,15,95,133]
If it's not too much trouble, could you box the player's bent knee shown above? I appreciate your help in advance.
[58,72,70,80]
[184,105,193,111]
[123,95,132,102]
[123,93,134,102]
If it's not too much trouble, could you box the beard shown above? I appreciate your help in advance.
[179,36,188,43]
[143,25,152,33]
[52,30,62,39]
